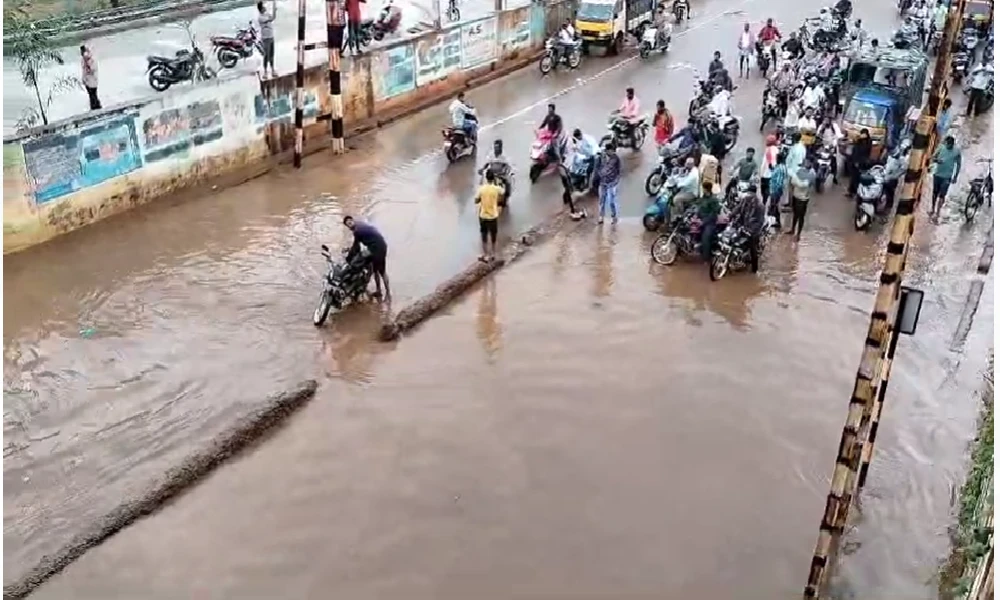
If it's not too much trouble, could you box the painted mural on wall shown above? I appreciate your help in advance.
[21,114,142,204]
[461,17,498,69]
[252,90,320,126]
[499,7,532,54]
[530,2,547,44]
[375,43,417,100]
[141,99,225,163]
[414,28,463,86]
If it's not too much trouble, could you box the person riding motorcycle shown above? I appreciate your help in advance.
[449,92,478,141]
[710,65,734,92]
[725,187,766,272]
[671,156,702,222]
[707,84,733,120]
[834,0,853,19]
[480,139,513,201]
[769,62,796,115]
[816,115,841,181]
[538,103,566,163]
[567,127,599,175]
[757,18,781,65]
[378,0,403,32]
[782,32,806,59]
[725,146,760,196]
[708,50,725,78]
[672,0,690,21]
[615,87,642,142]
[651,6,671,47]
[797,106,818,132]
[666,117,701,158]
[556,20,576,63]
[800,76,826,112]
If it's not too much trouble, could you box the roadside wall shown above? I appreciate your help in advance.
[3,0,572,254]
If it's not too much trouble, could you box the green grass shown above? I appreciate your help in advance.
[940,355,994,599]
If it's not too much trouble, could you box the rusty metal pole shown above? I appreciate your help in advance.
[294,0,307,168]
[856,0,965,492]
[802,6,966,595]
[327,0,346,154]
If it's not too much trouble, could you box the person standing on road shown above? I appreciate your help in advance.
[343,216,391,300]
[80,45,101,110]
[966,58,994,117]
[258,0,277,78]
[738,23,754,78]
[929,135,962,217]
[937,98,954,139]
[594,142,622,225]
[653,99,674,149]
[759,134,778,203]
[768,152,788,229]
[347,0,363,56]
[475,170,504,262]
[788,156,816,241]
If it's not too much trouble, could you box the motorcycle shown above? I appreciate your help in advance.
[529,129,562,183]
[952,50,971,83]
[650,211,704,266]
[211,23,261,69]
[372,4,402,40]
[480,161,515,201]
[759,88,781,131]
[709,225,765,281]
[643,172,682,231]
[539,38,583,74]
[755,40,773,75]
[710,114,741,153]
[601,112,649,150]
[442,113,478,163]
[147,45,216,91]
[673,0,688,23]
[313,245,374,326]
[639,23,671,58]
[814,142,834,192]
[688,77,714,117]
[854,165,885,231]
[568,152,597,192]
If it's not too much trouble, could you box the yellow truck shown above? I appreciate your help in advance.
[575,0,656,55]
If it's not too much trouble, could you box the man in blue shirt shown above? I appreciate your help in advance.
[936,98,953,140]
[594,141,622,225]
[930,135,962,217]
[343,216,391,300]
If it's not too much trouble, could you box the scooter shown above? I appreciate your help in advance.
[639,23,671,58]
[854,165,884,231]
[442,113,478,163]
[814,142,835,192]
[643,172,681,231]
[529,129,562,183]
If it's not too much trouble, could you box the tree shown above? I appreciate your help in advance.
[5,1,79,129]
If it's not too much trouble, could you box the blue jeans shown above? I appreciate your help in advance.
[462,118,478,141]
[599,184,619,218]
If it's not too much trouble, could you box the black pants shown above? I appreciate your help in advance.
[883,179,899,212]
[791,197,809,236]
[559,170,577,213]
[748,232,760,272]
[347,21,361,53]
[967,88,985,117]
[847,162,863,196]
[262,38,275,71]
[86,86,101,110]
[700,218,719,261]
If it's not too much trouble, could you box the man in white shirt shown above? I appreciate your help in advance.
[557,20,575,63]
[966,58,994,117]
[800,77,826,112]
[449,92,477,140]
[797,107,818,131]
[708,86,733,120]
[738,22,754,78]
[671,156,702,221]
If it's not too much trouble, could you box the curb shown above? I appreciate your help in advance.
[2,380,319,600]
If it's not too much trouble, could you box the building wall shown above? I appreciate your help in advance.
[3,0,569,254]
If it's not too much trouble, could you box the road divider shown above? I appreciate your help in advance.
[1,379,319,600]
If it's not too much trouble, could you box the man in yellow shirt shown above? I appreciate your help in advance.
[475,170,504,262]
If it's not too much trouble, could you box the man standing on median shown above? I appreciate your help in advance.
[475,170,504,262]
[80,45,101,110]
[258,0,277,78]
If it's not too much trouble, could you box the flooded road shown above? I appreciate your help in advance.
[4,0,995,594]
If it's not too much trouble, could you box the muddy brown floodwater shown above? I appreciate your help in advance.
[4,0,995,595]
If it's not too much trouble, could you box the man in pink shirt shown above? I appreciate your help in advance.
[615,87,643,148]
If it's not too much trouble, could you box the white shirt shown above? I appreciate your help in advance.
[759,145,778,178]
[801,86,825,110]
[449,99,473,127]
[819,122,842,145]
[969,64,994,91]
[783,105,800,128]
[558,27,574,43]
[797,116,817,130]
[708,89,732,117]
[678,166,701,196]
[739,31,753,50]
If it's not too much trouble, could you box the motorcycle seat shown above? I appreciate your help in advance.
[147,54,182,65]
[360,17,375,26]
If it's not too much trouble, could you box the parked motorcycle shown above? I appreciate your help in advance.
[650,211,704,265]
[814,142,835,192]
[147,45,216,91]
[600,112,649,150]
[372,2,402,40]
[313,245,373,326]
[759,88,781,131]
[211,23,261,69]
[643,172,682,231]
[539,38,583,74]
[639,23,671,58]
[854,165,885,231]
[709,225,765,281]
[442,114,478,163]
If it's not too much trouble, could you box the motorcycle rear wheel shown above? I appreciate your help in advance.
[640,43,651,58]
[217,48,239,69]
[148,66,172,91]
[709,251,730,281]
[651,233,680,265]
[854,210,870,231]
[644,170,664,196]
[964,190,982,222]
[445,144,461,163]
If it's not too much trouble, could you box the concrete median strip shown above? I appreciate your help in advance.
[2,379,319,600]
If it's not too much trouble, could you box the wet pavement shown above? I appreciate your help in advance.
[4,0,996,595]
[2,0,495,133]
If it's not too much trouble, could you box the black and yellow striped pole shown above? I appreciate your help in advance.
[327,0,346,154]
[856,0,966,492]
[803,4,965,596]
[294,0,307,168]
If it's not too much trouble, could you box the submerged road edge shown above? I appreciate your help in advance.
[1,379,320,600]
[379,197,595,342]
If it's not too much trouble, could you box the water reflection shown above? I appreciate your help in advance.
[591,225,617,299]
[319,304,388,384]
[475,278,503,362]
